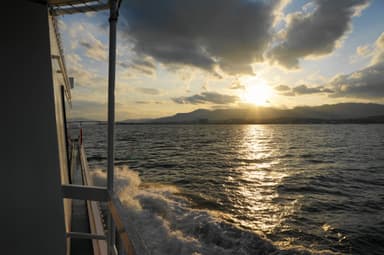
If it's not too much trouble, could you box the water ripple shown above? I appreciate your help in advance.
[76,123,384,254]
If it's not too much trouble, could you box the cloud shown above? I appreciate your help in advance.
[269,0,370,68]
[350,32,384,64]
[79,33,107,62]
[66,53,105,88]
[71,100,107,120]
[321,88,335,93]
[329,62,384,99]
[58,19,67,31]
[230,81,245,90]
[135,87,160,95]
[172,92,239,105]
[293,84,327,94]
[277,84,334,96]
[120,0,285,75]
[356,44,371,57]
[135,100,163,104]
[274,84,290,91]
[328,33,384,99]
[371,32,384,65]
[71,100,133,120]
[350,43,373,63]
[79,42,92,48]
[275,33,384,100]
[119,58,157,76]
[282,91,295,97]
[132,59,156,69]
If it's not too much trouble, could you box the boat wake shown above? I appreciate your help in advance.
[91,166,336,255]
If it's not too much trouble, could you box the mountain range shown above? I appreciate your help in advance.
[121,103,384,124]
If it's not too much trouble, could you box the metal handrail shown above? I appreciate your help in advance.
[51,1,131,254]
[108,197,136,255]
[72,141,136,255]
[48,0,110,15]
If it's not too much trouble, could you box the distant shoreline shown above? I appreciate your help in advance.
[69,103,384,125]
[69,119,384,125]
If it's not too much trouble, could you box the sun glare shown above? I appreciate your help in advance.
[241,78,273,106]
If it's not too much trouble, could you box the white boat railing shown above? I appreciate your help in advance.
[62,136,136,255]
[49,1,129,254]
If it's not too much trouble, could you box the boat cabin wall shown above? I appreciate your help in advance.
[0,1,67,254]
[48,11,72,238]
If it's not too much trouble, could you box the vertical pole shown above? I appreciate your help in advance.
[60,85,71,184]
[107,0,118,254]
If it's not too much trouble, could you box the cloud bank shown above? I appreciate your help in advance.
[275,84,334,96]
[119,0,371,74]
[330,63,384,99]
[120,0,283,75]
[274,85,290,91]
[173,92,239,105]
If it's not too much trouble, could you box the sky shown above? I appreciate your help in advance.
[58,0,384,121]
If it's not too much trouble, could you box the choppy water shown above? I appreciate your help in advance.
[77,124,384,255]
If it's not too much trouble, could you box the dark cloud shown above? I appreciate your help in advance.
[119,58,156,75]
[120,0,282,74]
[135,87,160,95]
[293,84,322,94]
[132,66,155,75]
[172,92,239,104]
[80,42,92,49]
[322,88,335,93]
[280,84,334,96]
[329,62,384,99]
[132,59,156,69]
[270,0,370,68]
[119,62,130,68]
[274,84,290,91]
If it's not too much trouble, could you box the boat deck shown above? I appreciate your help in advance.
[70,140,93,254]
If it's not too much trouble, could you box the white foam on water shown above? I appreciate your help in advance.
[91,166,338,255]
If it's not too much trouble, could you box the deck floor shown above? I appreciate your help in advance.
[70,144,93,255]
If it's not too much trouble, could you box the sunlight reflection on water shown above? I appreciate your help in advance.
[228,125,297,236]
[80,124,384,254]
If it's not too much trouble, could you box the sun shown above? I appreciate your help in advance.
[241,78,273,106]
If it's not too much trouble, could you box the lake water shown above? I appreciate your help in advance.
[78,124,384,255]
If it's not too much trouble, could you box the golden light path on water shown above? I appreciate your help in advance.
[84,124,384,253]
[225,125,300,242]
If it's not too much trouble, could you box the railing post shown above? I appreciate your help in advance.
[60,85,71,183]
[107,0,119,254]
